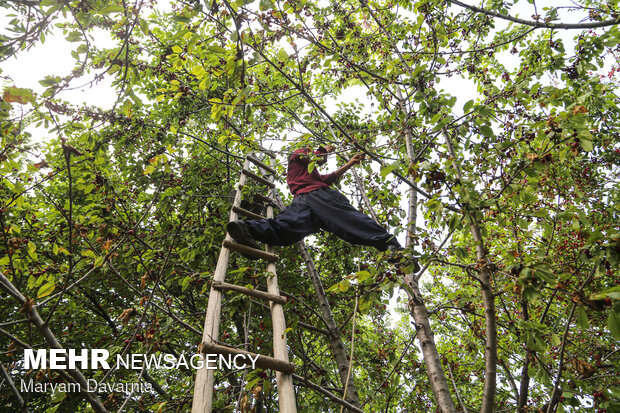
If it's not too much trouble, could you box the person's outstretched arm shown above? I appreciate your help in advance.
[290,145,335,164]
[332,153,365,179]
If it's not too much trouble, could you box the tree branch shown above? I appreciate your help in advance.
[447,361,468,413]
[448,0,620,29]
[296,240,362,408]
[0,273,108,412]
[442,129,497,413]
[0,361,28,412]
[292,373,365,413]
[546,267,596,413]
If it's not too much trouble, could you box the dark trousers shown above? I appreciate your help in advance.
[244,187,400,251]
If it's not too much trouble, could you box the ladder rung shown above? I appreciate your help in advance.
[247,156,277,175]
[253,193,279,208]
[213,281,288,305]
[258,147,277,159]
[232,205,267,221]
[223,239,279,262]
[242,169,275,188]
[200,342,295,374]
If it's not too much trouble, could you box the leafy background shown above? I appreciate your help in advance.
[0,0,619,411]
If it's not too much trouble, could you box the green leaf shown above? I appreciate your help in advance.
[536,267,555,285]
[358,295,373,312]
[199,77,211,90]
[463,99,474,112]
[191,65,206,78]
[533,363,551,386]
[575,306,588,330]
[259,0,274,11]
[39,75,61,87]
[380,162,399,177]
[94,256,105,267]
[171,15,190,23]
[517,217,529,229]
[587,230,604,244]
[208,45,226,54]
[579,139,594,152]
[521,189,537,204]
[355,270,373,282]
[180,276,191,291]
[65,31,82,42]
[51,389,66,403]
[100,5,124,14]
[245,377,261,390]
[448,213,461,231]
[591,286,620,301]
[27,242,37,259]
[121,100,132,117]
[48,405,61,413]
[608,310,620,340]
[82,249,96,259]
[526,333,545,352]
[307,161,316,173]
[139,19,149,35]
[338,279,350,292]
[37,281,56,298]
[479,125,494,138]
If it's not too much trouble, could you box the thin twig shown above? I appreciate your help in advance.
[547,267,596,413]
[340,292,359,413]
[447,361,468,413]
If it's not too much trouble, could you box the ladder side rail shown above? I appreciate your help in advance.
[264,160,297,412]
[192,158,251,413]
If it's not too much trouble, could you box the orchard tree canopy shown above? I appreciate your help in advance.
[1,0,619,412]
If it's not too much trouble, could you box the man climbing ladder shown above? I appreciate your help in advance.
[227,145,405,255]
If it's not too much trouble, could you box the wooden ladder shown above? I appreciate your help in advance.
[191,152,297,413]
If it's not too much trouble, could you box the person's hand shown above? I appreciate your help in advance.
[325,145,336,153]
[349,153,365,165]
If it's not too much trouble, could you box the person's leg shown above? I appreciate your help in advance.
[306,188,400,251]
[242,194,320,246]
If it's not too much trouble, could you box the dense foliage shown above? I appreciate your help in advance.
[1,0,619,412]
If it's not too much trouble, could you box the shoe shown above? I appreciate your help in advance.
[226,221,259,252]
[386,245,421,272]
[386,245,404,263]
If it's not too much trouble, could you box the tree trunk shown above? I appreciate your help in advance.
[518,300,531,412]
[297,241,362,410]
[398,91,457,413]
[403,275,457,412]
[442,130,497,413]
